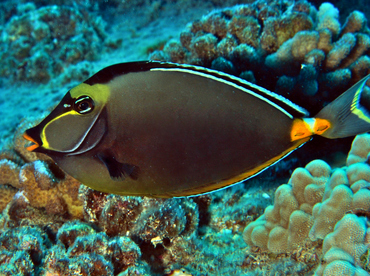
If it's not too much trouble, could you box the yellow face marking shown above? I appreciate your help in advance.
[40,110,79,149]
[40,83,111,150]
[70,83,111,105]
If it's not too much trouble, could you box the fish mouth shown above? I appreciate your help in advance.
[23,133,40,151]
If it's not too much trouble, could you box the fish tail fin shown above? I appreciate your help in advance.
[314,74,370,139]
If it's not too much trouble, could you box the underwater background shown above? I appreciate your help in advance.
[0,0,370,275]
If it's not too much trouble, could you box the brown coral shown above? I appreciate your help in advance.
[14,160,83,218]
[0,119,83,218]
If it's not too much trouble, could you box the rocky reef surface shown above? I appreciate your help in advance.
[0,0,370,275]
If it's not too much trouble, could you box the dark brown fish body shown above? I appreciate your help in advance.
[24,61,370,197]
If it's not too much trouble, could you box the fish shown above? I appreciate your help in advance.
[166,268,192,276]
[23,61,370,197]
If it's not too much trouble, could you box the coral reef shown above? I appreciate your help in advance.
[1,106,369,275]
[80,187,201,273]
[43,221,143,275]
[81,187,199,241]
[314,214,370,276]
[243,133,370,274]
[150,0,370,113]
[0,119,83,219]
[0,3,119,85]
[0,226,50,275]
[0,221,145,276]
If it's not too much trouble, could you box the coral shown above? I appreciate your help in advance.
[0,160,21,189]
[347,133,370,165]
[150,0,370,113]
[243,133,370,275]
[0,221,144,276]
[79,187,201,273]
[0,120,83,218]
[0,184,18,212]
[0,159,20,211]
[314,214,370,276]
[341,11,368,35]
[0,158,83,218]
[0,226,51,275]
[316,2,341,36]
[56,220,96,249]
[42,221,143,275]
[43,251,115,276]
[79,184,270,274]
[243,159,331,253]
[81,187,199,241]
[309,161,370,241]
[243,133,370,257]
[19,161,83,217]
[0,4,119,85]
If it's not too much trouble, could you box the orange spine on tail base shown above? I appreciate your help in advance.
[290,118,331,141]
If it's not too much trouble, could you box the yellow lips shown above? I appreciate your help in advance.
[23,133,40,151]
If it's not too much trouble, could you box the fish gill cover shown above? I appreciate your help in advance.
[0,0,369,275]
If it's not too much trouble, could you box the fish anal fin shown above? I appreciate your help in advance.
[97,153,140,181]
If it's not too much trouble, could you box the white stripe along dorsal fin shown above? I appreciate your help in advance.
[150,62,309,119]
[85,61,309,119]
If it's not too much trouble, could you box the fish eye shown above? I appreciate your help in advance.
[74,96,94,114]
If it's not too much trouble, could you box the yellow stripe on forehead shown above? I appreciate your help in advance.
[41,83,110,151]
[70,83,111,104]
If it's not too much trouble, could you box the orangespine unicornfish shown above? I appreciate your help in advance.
[24,61,370,197]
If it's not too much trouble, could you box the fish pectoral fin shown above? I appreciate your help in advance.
[97,153,140,181]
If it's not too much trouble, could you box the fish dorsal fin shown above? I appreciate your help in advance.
[150,62,309,119]
[85,61,309,119]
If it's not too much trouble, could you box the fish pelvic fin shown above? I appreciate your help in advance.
[314,74,370,139]
[97,152,140,181]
